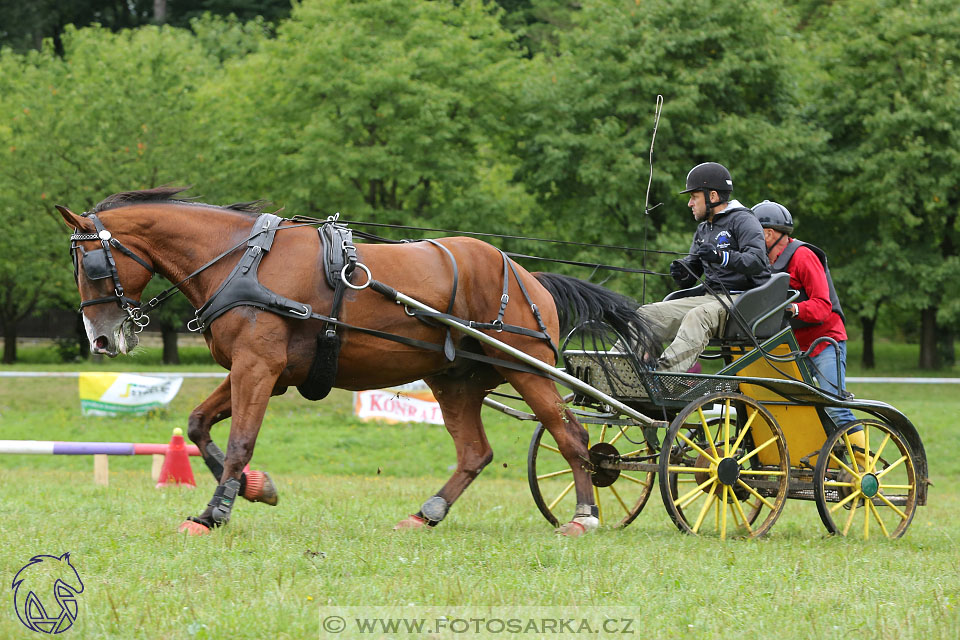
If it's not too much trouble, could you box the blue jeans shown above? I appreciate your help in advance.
[810,341,857,428]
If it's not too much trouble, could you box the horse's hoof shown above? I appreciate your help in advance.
[393,514,428,530]
[178,520,211,536]
[243,470,278,506]
[556,520,592,537]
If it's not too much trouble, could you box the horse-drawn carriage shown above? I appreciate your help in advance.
[60,189,927,539]
[523,272,927,539]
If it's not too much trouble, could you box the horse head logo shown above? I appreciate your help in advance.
[12,553,84,634]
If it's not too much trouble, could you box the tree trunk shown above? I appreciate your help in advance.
[154,0,167,24]
[2,322,16,364]
[161,323,179,365]
[860,315,875,369]
[937,327,955,368]
[918,307,940,370]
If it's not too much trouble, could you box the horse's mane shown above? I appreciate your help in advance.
[91,186,268,216]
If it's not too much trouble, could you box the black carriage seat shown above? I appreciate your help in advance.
[663,272,794,342]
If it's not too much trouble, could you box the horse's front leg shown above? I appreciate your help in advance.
[179,357,282,535]
[186,373,278,507]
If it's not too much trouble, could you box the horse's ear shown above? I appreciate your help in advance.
[56,205,92,232]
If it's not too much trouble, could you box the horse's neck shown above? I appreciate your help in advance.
[115,204,257,309]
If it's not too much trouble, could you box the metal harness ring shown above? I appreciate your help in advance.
[342,263,371,290]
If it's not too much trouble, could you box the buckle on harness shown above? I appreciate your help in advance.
[288,304,311,318]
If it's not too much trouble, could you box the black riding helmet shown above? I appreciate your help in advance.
[679,162,733,211]
[753,199,794,233]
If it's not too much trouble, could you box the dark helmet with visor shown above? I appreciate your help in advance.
[753,199,794,234]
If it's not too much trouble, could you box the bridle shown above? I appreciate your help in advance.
[70,213,154,332]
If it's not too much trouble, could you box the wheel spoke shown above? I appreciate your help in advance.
[737,435,778,466]
[608,483,631,516]
[723,399,732,457]
[739,469,786,476]
[547,481,575,510]
[608,426,630,446]
[869,434,891,473]
[843,433,862,474]
[828,452,860,478]
[841,493,859,535]
[863,495,870,540]
[730,408,759,453]
[868,500,891,538]
[731,495,754,535]
[875,455,908,479]
[875,492,909,520]
[677,431,719,464]
[692,483,718,533]
[720,485,729,540]
[539,442,561,455]
[698,408,720,459]
[537,468,573,480]
[824,480,856,487]
[877,483,913,490]
[735,479,775,510]
[598,424,608,443]
[618,472,651,487]
[677,476,718,510]
[830,488,862,514]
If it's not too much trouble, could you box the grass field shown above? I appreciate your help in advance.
[1,359,959,638]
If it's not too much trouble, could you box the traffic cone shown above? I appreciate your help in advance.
[155,428,196,488]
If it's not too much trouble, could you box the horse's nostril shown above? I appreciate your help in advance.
[95,336,109,350]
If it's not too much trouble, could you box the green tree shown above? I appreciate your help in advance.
[0,48,74,362]
[195,0,533,232]
[807,0,960,369]
[510,0,825,299]
[0,24,217,361]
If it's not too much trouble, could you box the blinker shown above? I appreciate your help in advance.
[82,248,112,280]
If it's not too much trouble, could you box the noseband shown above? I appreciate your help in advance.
[70,214,154,332]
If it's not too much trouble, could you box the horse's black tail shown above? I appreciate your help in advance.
[533,272,653,354]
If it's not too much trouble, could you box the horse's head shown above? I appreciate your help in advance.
[57,205,155,357]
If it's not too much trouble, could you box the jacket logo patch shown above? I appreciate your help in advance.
[714,230,732,249]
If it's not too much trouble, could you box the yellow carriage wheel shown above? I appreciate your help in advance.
[527,420,656,528]
[813,419,918,539]
[658,392,789,539]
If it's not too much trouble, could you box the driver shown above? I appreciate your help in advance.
[636,162,770,372]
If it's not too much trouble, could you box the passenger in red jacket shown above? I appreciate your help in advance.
[753,200,856,429]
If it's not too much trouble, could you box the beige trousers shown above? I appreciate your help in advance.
[635,294,737,373]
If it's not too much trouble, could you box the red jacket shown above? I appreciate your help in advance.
[780,241,847,356]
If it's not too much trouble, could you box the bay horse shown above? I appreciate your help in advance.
[58,187,649,536]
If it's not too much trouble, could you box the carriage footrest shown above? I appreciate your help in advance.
[562,350,739,403]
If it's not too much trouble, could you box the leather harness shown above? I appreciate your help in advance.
[74,212,560,385]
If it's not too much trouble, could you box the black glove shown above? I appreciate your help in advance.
[669,260,689,284]
[696,242,723,265]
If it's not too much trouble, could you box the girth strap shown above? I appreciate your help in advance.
[424,239,459,361]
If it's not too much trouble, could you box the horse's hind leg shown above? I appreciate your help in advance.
[186,373,278,506]
[503,370,598,536]
[394,371,497,530]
